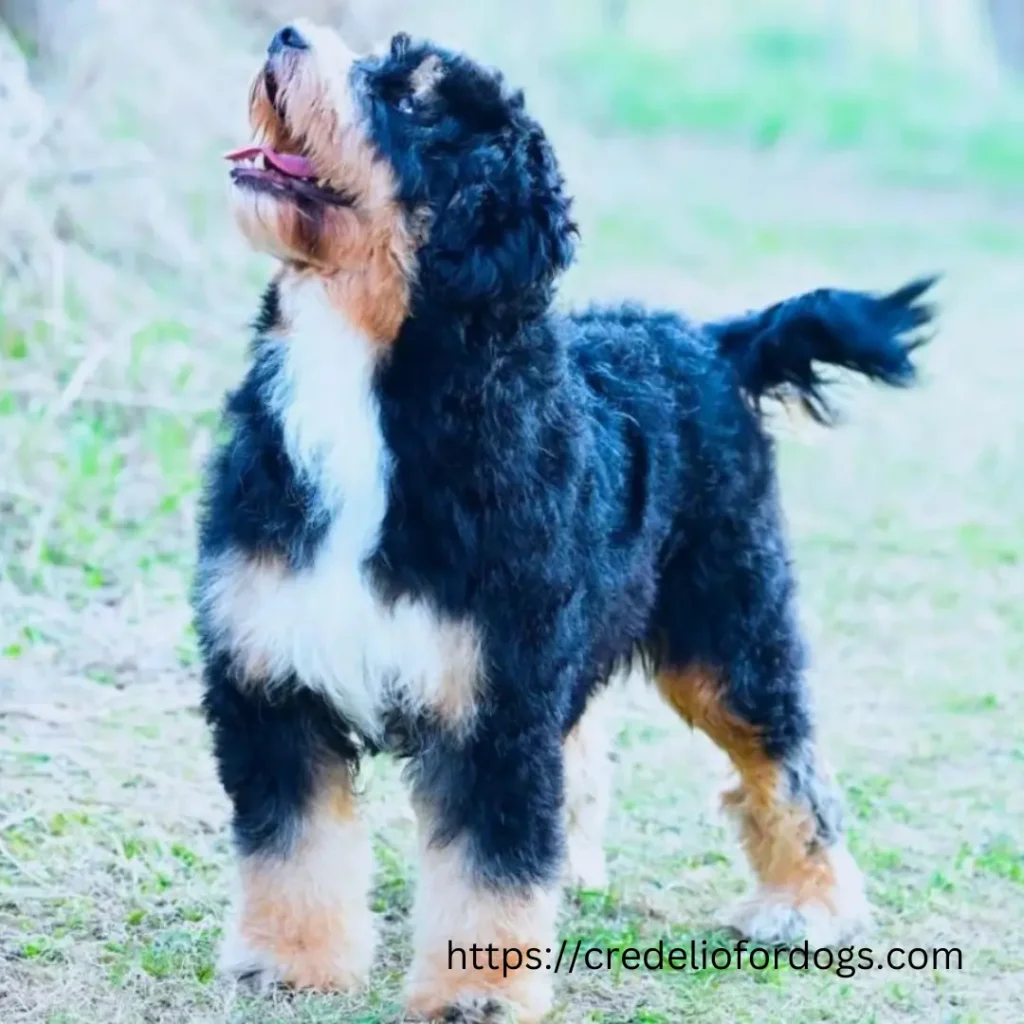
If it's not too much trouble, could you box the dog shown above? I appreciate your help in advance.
[193,20,935,1022]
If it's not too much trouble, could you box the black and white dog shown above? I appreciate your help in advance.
[194,20,934,1021]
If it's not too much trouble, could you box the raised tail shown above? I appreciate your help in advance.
[705,276,937,423]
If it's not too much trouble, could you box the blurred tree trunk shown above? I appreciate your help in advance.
[603,0,627,30]
[826,0,847,63]
[985,0,1024,74]
[916,0,938,63]
[0,0,97,76]
[0,0,43,55]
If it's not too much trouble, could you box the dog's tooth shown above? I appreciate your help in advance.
[255,152,266,170]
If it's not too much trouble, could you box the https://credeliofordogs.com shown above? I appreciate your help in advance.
[447,938,964,979]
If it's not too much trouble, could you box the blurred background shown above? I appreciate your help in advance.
[2,2,1022,1023]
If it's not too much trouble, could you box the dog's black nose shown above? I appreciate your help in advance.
[269,25,309,56]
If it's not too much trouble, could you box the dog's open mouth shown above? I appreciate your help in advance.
[226,145,352,207]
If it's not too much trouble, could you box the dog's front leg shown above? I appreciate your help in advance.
[404,712,564,1023]
[204,670,374,992]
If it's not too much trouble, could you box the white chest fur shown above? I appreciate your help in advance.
[202,280,481,739]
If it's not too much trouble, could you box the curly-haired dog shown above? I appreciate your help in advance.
[194,21,935,1021]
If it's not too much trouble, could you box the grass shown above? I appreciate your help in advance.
[555,16,1024,194]
[3,2,1024,1022]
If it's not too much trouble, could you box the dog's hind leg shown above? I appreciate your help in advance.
[202,660,375,991]
[656,666,868,946]
[649,529,869,946]
[563,687,614,890]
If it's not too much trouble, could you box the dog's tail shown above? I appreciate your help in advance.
[705,276,937,423]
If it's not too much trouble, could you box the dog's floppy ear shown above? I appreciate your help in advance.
[423,122,576,314]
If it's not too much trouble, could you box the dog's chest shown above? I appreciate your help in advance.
[213,530,463,741]
[206,284,479,739]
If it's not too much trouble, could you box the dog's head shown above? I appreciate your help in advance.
[228,22,576,341]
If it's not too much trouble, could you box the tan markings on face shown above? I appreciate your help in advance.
[233,21,415,344]
[656,667,838,907]
[405,826,557,1023]
[220,767,375,990]
[410,54,444,99]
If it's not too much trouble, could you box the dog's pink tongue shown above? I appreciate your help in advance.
[224,145,317,179]
[265,150,317,178]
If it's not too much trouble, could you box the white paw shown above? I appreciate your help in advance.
[219,937,290,994]
[406,982,552,1024]
[726,843,870,947]
[219,914,374,993]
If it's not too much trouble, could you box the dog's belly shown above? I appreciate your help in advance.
[200,530,482,740]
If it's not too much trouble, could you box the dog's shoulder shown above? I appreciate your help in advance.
[196,309,328,571]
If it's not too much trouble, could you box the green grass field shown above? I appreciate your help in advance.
[556,25,1024,194]
[2,2,1023,1021]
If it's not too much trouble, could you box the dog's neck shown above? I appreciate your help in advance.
[261,274,386,516]
[273,253,410,346]
[259,268,566,412]
[399,290,559,359]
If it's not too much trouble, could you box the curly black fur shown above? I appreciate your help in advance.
[196,33,936,896]
[707,276,937,422]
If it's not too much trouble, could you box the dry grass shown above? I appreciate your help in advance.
[3,2,1024,1022]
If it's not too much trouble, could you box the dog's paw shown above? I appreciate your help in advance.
[725,842,870,947]
[219,916,373,994]
[403,995,512,1023]
[405,976,551,1024]
[221,956,369,996]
